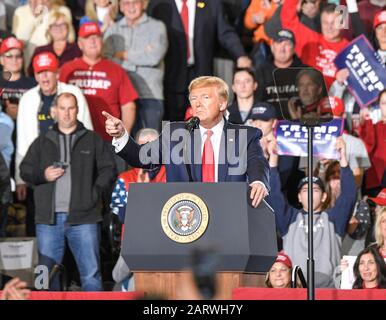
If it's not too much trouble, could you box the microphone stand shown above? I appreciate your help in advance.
[184,117,200,182]
[307,125,315,300]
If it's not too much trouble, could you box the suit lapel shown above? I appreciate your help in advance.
[191,128,202,182]
[171,0,185,33]
[217,120,229,182]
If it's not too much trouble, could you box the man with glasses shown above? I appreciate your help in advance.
[281,0,348,89]
[0,37,36,214]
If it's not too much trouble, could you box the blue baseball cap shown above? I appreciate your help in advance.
[250,102,277,121]
[297,176,325,192]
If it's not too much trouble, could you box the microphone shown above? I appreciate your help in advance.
[185,116,200,132]
[184,116,199,182]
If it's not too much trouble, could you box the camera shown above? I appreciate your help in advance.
[53,162,68,169]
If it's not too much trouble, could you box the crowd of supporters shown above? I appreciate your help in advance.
[0,0,385,294]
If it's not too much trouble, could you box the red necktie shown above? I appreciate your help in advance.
[202,130,215,183]
[180,0,190,60]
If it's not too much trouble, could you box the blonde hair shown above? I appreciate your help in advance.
[46,10,75,43]
[189,76,229,102]
[85,0,119,22]
[375,208,386,248]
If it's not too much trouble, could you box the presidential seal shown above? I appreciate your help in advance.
[161,193,209,243]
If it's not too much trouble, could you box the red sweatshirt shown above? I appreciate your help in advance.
[359,119,386,189]
[281,0,348,88]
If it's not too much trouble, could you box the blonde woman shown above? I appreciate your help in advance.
[80,0,118,33]
[372,207,386,259]
[28,10,81,75]
[12,0,73,71]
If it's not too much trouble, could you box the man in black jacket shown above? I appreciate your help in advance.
[147,0,251,121]
[255,29,308,119]
[20,92,116,291]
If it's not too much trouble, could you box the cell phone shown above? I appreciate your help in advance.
[53,162,68,169]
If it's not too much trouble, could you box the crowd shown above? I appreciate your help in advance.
[0,0,386,296]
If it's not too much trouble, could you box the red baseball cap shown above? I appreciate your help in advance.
[33,52,59,73]
[373,11,386,29]
[274,251,292,269]
[0,37,24,55]
[78,22,102,38]
[320,96,345,117]
[368,188,386,206]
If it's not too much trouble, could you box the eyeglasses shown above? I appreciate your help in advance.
[3,53,23,59]
[50,22,68,29]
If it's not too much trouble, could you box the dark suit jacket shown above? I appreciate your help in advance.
[147,0,246,93]
[117,120,270,189]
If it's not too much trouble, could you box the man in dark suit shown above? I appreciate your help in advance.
[103,76,269,207]
[147,0,251,121]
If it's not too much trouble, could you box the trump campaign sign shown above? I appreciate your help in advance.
[275,119,343,158]
[334,35,386,108]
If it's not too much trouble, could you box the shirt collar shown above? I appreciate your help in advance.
[199,117,225,140]
[118,13,148,27]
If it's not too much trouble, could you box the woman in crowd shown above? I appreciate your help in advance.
[80,0,118,32]
[12,0,73,70]
[28,10,80,75]
[352,246,386,289]
[369,206,386,259]
[265,251,304,288]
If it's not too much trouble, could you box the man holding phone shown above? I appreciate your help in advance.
[20,92,116,291]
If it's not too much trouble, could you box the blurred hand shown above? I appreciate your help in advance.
[113,51,128,61]
[287,97,302,120]
[359,108,370,125]
[267,138,279,167]
[44,166,65,182]
[335,68,349,85]
[237,56,252,68]
[102,111,126,138]
[250,182,268,208]
[16,184,27,201]
[340,259,349,272]
[0,278,30,300]
[137,169,150,183]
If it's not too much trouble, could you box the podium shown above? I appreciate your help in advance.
[121,182,277,299]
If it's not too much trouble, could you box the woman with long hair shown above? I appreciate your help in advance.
[352,246,386,289]
[80,0,118,33]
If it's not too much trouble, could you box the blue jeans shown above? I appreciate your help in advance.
[136,99,164,133]
[36,213,102,291]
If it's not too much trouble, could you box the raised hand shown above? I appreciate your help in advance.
[335,136,348,167]
[102,111,126,138]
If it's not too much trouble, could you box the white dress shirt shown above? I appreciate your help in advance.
[175,0,196,65]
